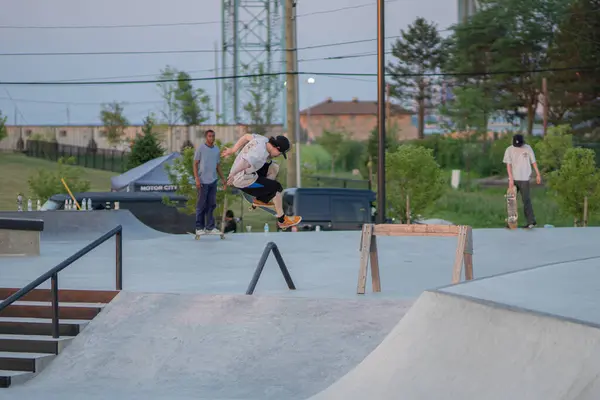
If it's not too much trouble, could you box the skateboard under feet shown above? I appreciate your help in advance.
[191,194,229,240]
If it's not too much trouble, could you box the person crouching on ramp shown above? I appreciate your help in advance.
[221,133,302,230]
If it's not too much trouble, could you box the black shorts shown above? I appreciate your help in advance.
[241,162,282,203]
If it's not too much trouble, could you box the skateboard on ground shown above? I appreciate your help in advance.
[505,186,518,229]
[189,194,228,240]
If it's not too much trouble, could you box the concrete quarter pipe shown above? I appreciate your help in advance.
[310,290,600,400]
[0,210,168,241]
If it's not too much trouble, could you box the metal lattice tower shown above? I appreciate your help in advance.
[221,0,286,125]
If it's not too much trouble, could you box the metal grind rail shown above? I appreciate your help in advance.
[0,225,123,338]
[246,242,296,295]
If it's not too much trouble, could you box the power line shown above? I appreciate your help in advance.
[0,35,403,57]
[1,65,598,86]
[0,0,402,30]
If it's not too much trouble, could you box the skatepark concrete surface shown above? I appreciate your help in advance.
[1,210,600,399]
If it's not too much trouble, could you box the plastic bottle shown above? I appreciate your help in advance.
[36,199,41,211]
[27,198,32,211]
[81,198,87,211]
[64,199,69,210]
[264,222,269,234]
[87,198,92,210]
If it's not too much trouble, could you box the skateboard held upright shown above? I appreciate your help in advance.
[505,186,518,229]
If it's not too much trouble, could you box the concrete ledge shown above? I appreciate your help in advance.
[0,218,44,232]
[0,218,43,256]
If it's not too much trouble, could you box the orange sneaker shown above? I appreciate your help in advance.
[277,216,302,229]
[253,199,275,208]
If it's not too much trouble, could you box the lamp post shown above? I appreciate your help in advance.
[306,77,315,143]
[376,0,386,223]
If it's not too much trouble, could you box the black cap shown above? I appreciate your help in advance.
[271,135,290,159]
[513,134,525,148]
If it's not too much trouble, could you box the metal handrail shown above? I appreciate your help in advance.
[246,242,296,295]
[0,225,123,338]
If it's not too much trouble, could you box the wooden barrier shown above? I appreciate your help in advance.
[357,224,474,294]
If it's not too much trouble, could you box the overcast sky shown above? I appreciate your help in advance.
[0,0,457,125]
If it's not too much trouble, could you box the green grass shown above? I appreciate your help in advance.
[429,186,600,228]
[0,152,115,211]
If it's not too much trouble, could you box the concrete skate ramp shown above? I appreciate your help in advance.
[311,290,600,400]
[6,292,413,400]
[0,210,167,241]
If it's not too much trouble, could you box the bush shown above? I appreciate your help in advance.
[27,156,91,204]
[548,147,600,226]
[385,144,445,223]
[535,124,573,176]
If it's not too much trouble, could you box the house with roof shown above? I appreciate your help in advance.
[299,97,417,142]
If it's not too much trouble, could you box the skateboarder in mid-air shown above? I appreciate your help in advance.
[221,133,302,230]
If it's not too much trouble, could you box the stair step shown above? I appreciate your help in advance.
[0,288,119,304]
[0,334,74,354]
[0,318,87,336]
[0,352,55,372]
[0,370,32,388]
[0,304,102,320]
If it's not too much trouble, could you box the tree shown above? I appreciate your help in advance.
[548,147,600,226]
[386,17,448,139]
[100,102,129,147]
[445,0,570,135]
[28,157,91,204]
[242,62,282,135]
[127,113,165,170]
[157,66,180,131]
[164,139,233,220]
[534,124,573,175]
[385,144,445,223]
[546,0,600,131]
[438,85,497,136]
[175,71,212,126]
[316,130,345,175]
[0,110,6,142]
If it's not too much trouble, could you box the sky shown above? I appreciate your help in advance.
[0,0,457,126]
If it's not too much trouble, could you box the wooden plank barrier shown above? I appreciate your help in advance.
[357,224,474,294]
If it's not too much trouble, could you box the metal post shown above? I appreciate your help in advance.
[376,0,386,223]
[51,273,59,338]
[115,230,123,290]
[271,245,296,290]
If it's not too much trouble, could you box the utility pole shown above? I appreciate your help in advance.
[542,77,548,136]
[215,41,220,125]
[386,83,391,133]
[285,0,299,188]
[376,0,386,223]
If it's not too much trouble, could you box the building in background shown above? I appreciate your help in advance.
[458,0,479,22]
[299,98,417,142]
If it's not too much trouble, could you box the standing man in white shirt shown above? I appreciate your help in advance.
[221,133,302,230]
[503,134,542,229]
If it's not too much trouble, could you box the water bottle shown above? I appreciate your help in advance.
[64,199,69,210]
[36,199,41,211]
[27,198,32,211]
[264,223,269,234]
[81,198,87,211]
[17,194,23,212]
[87,198,92,210]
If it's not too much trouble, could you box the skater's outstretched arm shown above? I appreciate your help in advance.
[222,134,254,157]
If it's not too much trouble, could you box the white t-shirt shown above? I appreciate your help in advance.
[503,144,536,181]
[229,134,270,187]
